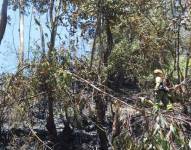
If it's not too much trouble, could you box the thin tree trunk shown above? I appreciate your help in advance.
[27,7,33,60]
[49,0,55,26]
[111,106,121,142]
[173,33,177,71]
[40,23,45,58]
[185,51,190,79]
[90,0,102,70]
[176,24,180,83]
[0,0,8,44]
[104,18,113,66]
[46,92,57,143]
[98,35,103,73]
[172,0,176,71]
[18,0,24,68]
[95,92,108,150]
[34,17,45,58]
[46,0,60,145]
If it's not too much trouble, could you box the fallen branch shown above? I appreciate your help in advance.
[66,71,149,113]
[66,70,191,126]
[27,123,53,150]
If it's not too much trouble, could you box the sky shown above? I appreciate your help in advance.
[0,1,90,73]
[0,1,18,73]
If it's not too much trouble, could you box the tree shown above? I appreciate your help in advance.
[18,0,24,68]
[0,0,8,44]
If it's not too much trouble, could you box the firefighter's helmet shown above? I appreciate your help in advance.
[154,69,164,76]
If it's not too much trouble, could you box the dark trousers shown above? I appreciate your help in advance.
[155,90,169,106]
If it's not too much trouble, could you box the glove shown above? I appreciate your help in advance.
[167,103,173,111]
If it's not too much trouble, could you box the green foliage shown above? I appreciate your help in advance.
[108,39,145,78]
[112,113,190,150]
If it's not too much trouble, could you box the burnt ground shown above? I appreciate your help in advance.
[0,82,191,150]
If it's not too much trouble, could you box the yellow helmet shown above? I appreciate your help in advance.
[154,69,163,76]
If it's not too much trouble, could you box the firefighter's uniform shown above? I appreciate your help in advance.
[154,69,173,110]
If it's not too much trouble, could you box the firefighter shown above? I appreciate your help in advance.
[153,69,173,110]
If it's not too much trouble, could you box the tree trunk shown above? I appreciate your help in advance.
[27,7,33,60]
[18,0,24,68]
[90,0,102,70]
[0,0,8,44]
[95,92,108,150]
[112,106,121,142]
[103,18,113,66]
[185,51,190,79]
[46,92,57,143]
[46,0,59,145]
[34,17,45,58]
[176,24,180,83]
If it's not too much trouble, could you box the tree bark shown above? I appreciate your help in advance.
[27,7,33,60]
[185,51,190,79]
[95,92,108,150]
[90,0,102,70]
[0,0,8,44]
[48,0,58,62]
[45,0,60,145]
[176,24,180,83]
[34,17,45,58]
[111,106,121,142]
[18,0,24,68]
[46,92,57,143]
[103,18,113,66]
